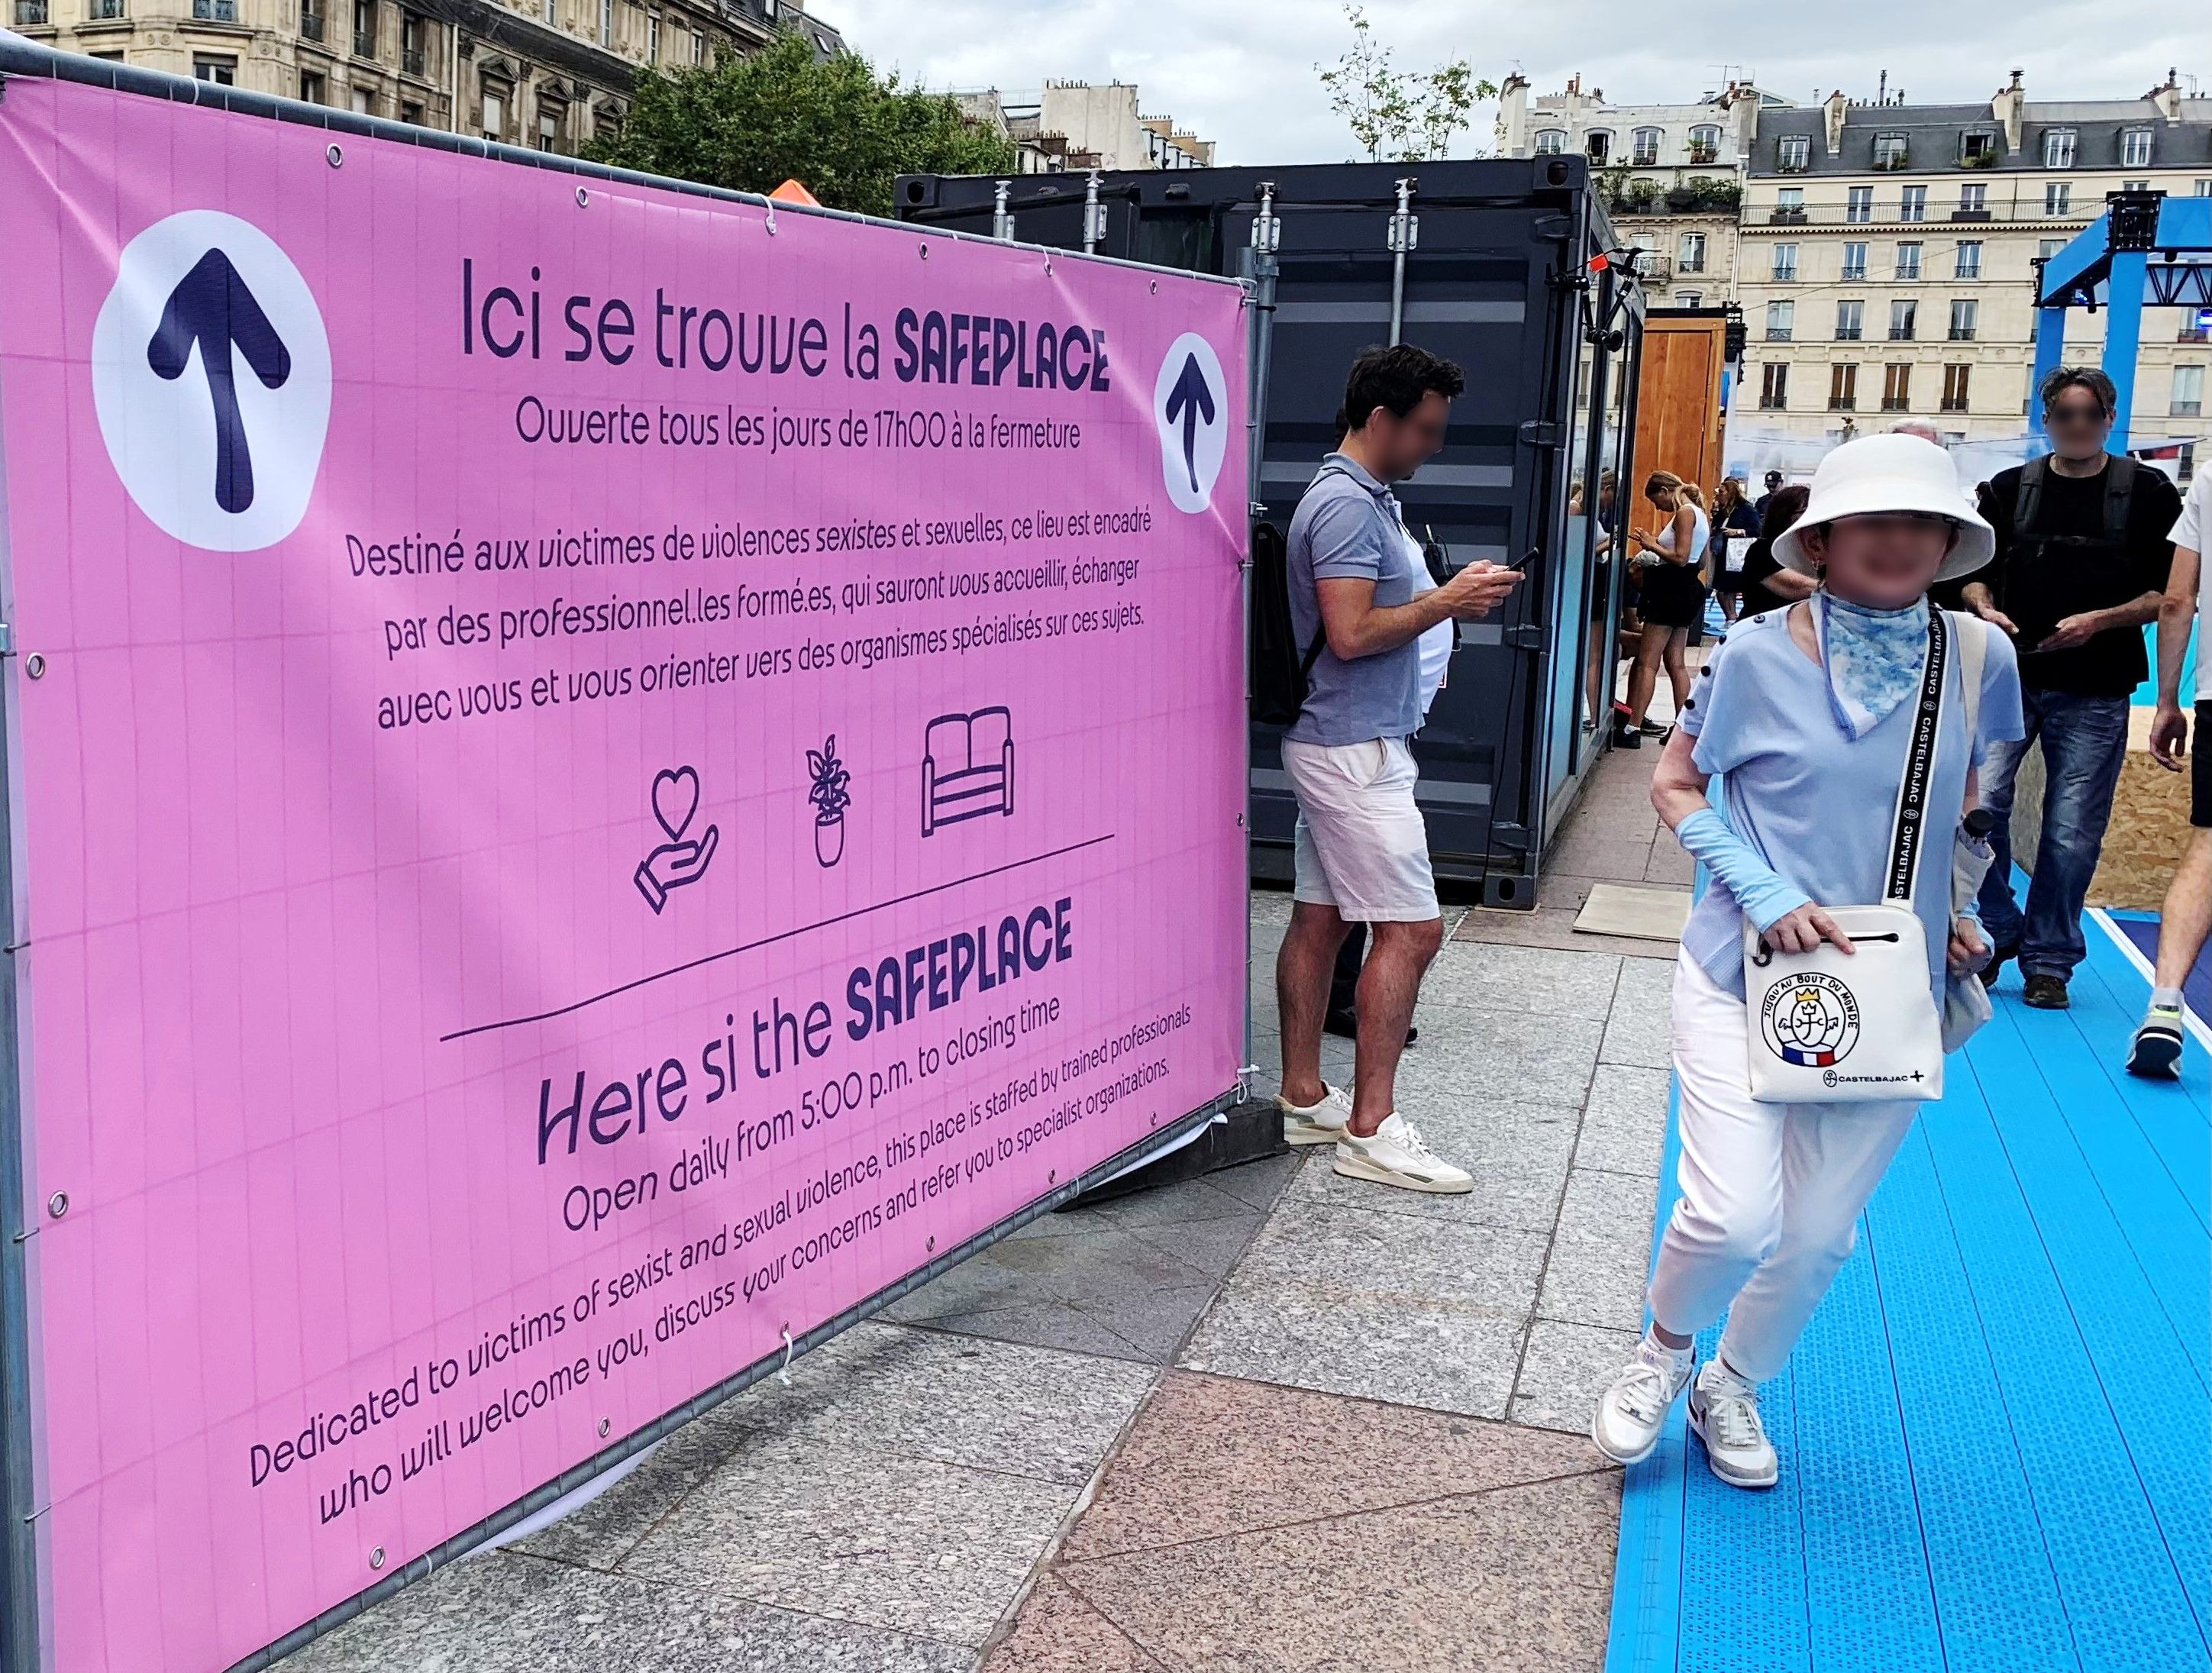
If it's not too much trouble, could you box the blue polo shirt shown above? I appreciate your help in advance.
[1284,453,1422,745]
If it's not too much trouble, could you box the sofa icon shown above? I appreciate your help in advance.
[922,707,1015,837]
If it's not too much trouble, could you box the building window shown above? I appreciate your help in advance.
[1632,126,1661,166]
[1949,299,1978,341]
[1689,124,1720,163]
[401,9,421,74]
[2175,365,2205,418]
[1874,133,1908,170]
[1942,363,1971,412]
[1776,186,1805,218]
[1955,241,1982,279]
[1778,134,1810,172]
[2042,130,2075,168]
[647,10,660,59]
[2121,179,2150,194]
[350,86,373,115]
[2121,129,2153,170]
[1830,363,1858,410]
[599,0,612,46]
[88,0,124,16]
[1534,129,1565,155]
[1894,241,1922,279]
[1678,232,1707,273]
[538,102,563,151]
[1675,292,1703,308]
[1842,241,1868,281]
[2038,236,2066,262]
[1960,131,1997,164]
[1771,244,1798,283]
[1765,300,1794,341]
[481,86,505,139]
[2197,179,2212,197]
[192,0,237,16]
[2182,315,2210,345]
[541,0,553,18]
[299,69,325,102]
[689,27,702,63]
[1847,186,1872,224]
[1585,130,1611,165]
[353,0,375,58]
[11,0,46,19]
[192,54,236,82]
[300,0,322,39]
[1883,363,1913,411]
[2046,182,2072,216]
[1836,300,1864,341]
[1890,299,1917,341]
[1959,182,1987,215]
[1760,363,1789,409]
[1899,184,1926,222]
[400,99,423,124]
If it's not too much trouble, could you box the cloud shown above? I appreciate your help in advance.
[818,0,2203,166]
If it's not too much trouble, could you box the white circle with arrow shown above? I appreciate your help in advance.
[91,209,332,552]
[1153,332,1228,515]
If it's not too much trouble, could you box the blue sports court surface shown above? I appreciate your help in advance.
[1607,903,2209,1673]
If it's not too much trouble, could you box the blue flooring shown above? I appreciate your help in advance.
[1607,915,2210,1673]
[2104,907,2212,1031]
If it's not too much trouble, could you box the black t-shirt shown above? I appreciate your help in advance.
[1736,537,1794,618]
[1975,457,2181,697]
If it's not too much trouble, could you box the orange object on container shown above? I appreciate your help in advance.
[769,179,821,206]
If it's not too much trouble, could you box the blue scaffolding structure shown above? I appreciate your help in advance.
[2033,192,2212,454]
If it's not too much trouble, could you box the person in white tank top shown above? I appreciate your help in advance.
[1616,471,1710,746]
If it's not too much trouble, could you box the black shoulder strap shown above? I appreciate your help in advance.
[2013,454,2046,533]
[1299,631,1328,680]
[1884,609,1950,906]
[2103,454,2136,541]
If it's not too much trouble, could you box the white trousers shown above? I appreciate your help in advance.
[1649,950,1921,1383]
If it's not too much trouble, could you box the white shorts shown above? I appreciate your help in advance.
[1281,735,1439,923]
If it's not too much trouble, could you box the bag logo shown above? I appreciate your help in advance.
[1759,973,1861,1067]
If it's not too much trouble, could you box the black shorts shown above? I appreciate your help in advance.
[1639,562,1707,628]
[2196,702,2210,829]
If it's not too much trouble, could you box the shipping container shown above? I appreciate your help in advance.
[896,160,1648,905]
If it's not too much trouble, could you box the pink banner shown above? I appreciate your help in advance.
[0,77,1247,1672]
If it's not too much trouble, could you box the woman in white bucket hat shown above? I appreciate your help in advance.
[1590,434,2024,1488]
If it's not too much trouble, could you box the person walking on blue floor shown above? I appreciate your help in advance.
[2128,464,2211,1077]
[1960,367,2181,1008]
[1591,434,2024,1487]
[1273,344,1520,1192]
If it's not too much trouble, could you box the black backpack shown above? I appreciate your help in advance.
[1250,519,1327,726]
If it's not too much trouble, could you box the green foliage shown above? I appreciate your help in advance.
[1316,6,1497,162]
[586,29,1017,219]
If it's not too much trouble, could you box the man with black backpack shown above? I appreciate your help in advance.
[1272,344,1520,1192]
[1961,367,2181,1008]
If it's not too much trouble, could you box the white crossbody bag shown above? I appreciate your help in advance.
[1741,609,1983,1104]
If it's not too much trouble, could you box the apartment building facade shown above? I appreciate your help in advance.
[956,82,1216,175]
[1736,70,2212,449]
[1496,73,1787,308]
[11,0,842,152]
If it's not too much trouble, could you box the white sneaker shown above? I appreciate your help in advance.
[1688,1359,1778,1489]
[1277,1082,1354,1147]
[1592,1336,1694,1465]
[1331,1113,1473,1193]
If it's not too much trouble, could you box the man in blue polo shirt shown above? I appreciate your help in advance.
[1274,344,1521,1192]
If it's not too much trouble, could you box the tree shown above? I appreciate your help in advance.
[587,30,1016,220]
[1316,6,1497,163]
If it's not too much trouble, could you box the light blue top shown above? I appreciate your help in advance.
[1284,453,1422,745]
[1678,606,2026,1000]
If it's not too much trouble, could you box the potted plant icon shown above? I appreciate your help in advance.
[807,735,851,868]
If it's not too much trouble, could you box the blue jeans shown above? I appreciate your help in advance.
[1975,689,2130,981]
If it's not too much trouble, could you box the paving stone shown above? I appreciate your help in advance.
[1537,1170,1661,1332]
[1118,1212,1267,1280]
[1576,1064,1674,1177]
[906,1300,1163,1365]
[979,1574,1158,1673]
[510,1403,753,1570]
[1422,940,1624,1019]
[1512,1320,1644,1434]
[1599,952,1678,1068]
[1061,1371,1601,1562]
[620,1434,1076,1647]
[1387,1009,1603,1109]
[1200,1150,1302,1213]
[1283,1099,1574,1233]
[1087,1174,1258,1229]
[1546,832,1658,884]
[279,1549,973,1673]
[1455,903,1681,961]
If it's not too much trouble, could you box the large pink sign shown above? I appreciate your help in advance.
[0,74,1247,1672]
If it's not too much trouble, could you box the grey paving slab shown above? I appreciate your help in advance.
[1422,940,1625,1019]
[620,1434,1075,1647]
[1203,1150,1303,1213]
[1598,951,1678,1068]
[1512,1319,1644,1434]
[723,1322,1152,1488]
[1388,1009,1604,1109]
[1455,903,1681,961]
[1576,1064,1674,1177]
[907,1299,1162,1365]
[1537,1169,1661,1332]
[1644,835,1697,887]
[1117,1210,1266,1279]
[1546,832,1658,883]
[886,1226,1214,1332]
[1283,1099,1575,1234]
[511,1403,754,1571]
[1179,1199,1545,1417]
[278,1550,972,1673]
[1087,1174,1258,1229]
[1064,1284,1219,1362]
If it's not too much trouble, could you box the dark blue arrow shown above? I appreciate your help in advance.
[146,248,291,515]
[1163,353,1216,494]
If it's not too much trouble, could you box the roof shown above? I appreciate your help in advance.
[1749,98,2212,178]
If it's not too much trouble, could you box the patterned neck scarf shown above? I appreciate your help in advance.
[1816,591,1930,741]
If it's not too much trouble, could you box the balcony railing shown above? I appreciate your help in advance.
[1873,150,1911,172]
[1949,327,1975,341]
[301,8,323,37]
[1941,396,1970,412]
[1881,396,1911,411]
[1829,396,1857,411]
[354,27,376,55]
[402,46,423,73]
[1841,266,1867,282]
[1688,144,1719,165]
[1768,208,1807,225]
[12,0,47,20]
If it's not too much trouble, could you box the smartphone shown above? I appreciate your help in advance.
[1498,546,1539,571]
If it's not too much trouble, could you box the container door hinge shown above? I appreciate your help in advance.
[1532,214,1574,242]
[1517,421,1564,450]
[1505,624,1544,650]
[1491,821,1532,851]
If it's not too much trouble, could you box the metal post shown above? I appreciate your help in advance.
[2028,304,2067,442]
[2101,251,2148,456]
[1245,182,1280,514]
[1082,169,1106,255]
[1387,176,1417,345]
[990,179,1013,242]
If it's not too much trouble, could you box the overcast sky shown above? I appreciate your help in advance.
[821,1,2204,166]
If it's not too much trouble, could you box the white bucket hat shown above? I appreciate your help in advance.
[1771,432,1994,583]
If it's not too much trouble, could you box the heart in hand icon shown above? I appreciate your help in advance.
[637,764,716,914]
